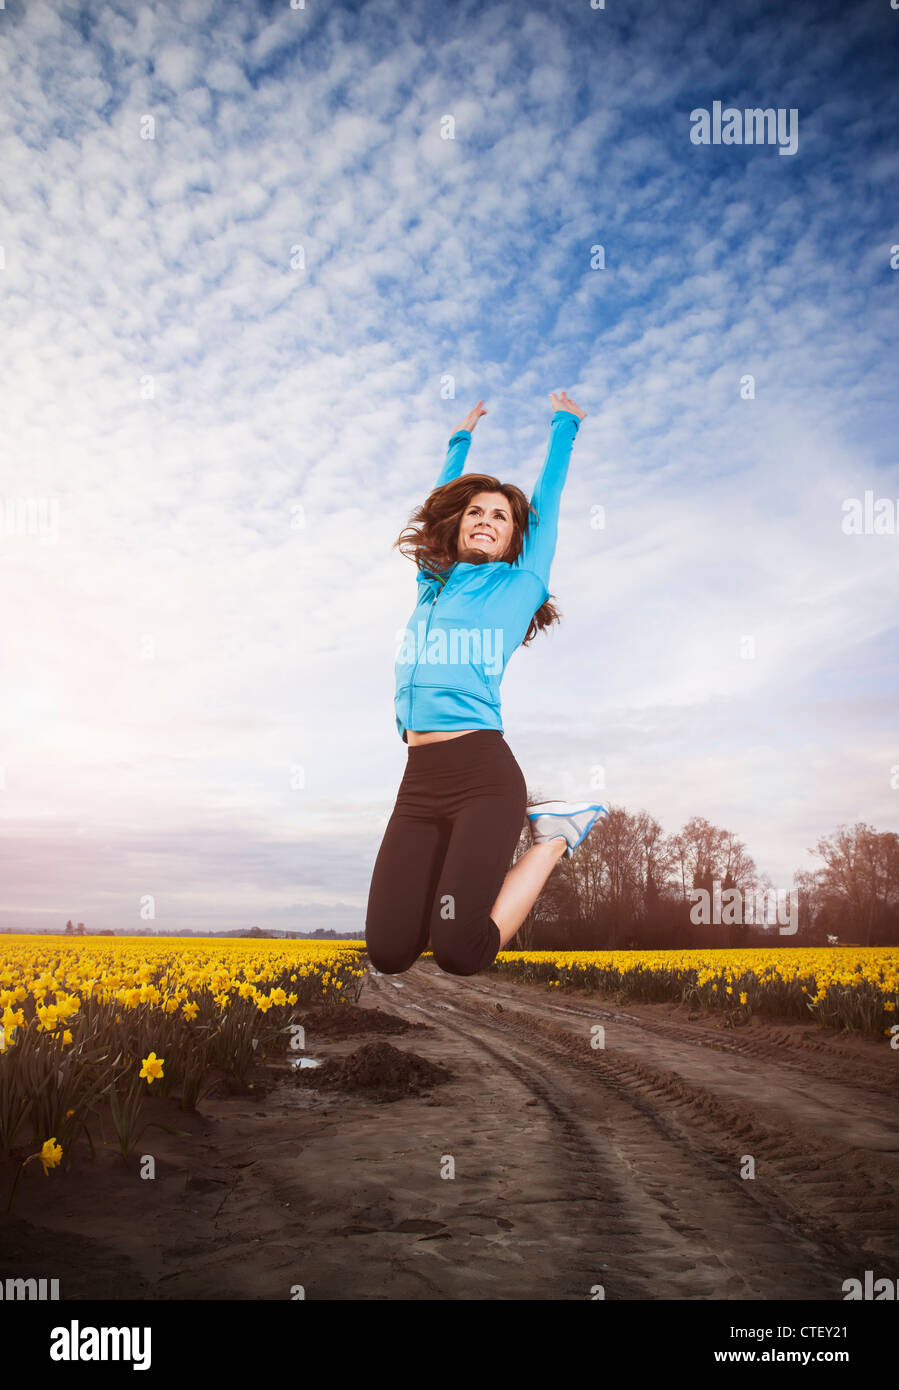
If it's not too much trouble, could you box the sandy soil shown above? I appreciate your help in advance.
[3,963,898,1300]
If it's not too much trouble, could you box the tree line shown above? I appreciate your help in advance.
[514,805,899,949]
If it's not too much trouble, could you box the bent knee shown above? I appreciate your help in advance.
[366,951,414,976]
[431,945,483,977]
[365,934,419,975]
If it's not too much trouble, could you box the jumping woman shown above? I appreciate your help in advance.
[365,390,608,978]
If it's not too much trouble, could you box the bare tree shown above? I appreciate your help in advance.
[720,829,758,893]
[811,823,899,944]
[635,810,674,925]
[506,800,899,951]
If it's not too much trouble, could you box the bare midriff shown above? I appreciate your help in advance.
[405,728,482,746]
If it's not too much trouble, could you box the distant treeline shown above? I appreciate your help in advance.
[514,809,899,950]
[51,923,366,940]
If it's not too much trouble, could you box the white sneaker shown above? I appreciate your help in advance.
[526,800,609,859]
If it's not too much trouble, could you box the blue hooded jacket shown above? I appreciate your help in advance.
[394,409,581,742]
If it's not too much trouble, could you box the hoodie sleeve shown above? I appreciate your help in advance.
[518,410,580,589]
[415,428,473,589]
[434,428,472,488]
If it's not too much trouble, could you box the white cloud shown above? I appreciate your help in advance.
[0,0,896,933]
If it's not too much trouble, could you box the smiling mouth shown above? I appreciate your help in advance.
[471,533,494,543]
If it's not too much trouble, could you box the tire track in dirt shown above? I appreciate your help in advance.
[365,966,856,1298]
[388,964,899,1273]
[437,969,899,1099]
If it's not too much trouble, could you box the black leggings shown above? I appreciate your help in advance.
[365,730,528,976]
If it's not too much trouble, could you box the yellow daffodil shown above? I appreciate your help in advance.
[40,1138,63,1174]
[139,1052,164,1084]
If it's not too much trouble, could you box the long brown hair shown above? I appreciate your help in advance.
[393,473,561,647]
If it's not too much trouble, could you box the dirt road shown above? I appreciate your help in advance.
[351,962,899,1300]
[5,961,898,1300]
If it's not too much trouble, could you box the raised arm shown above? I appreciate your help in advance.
[434,399,488,488]
[518,392,586,588]
[434,428,473,489]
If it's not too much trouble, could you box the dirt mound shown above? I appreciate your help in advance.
[295,1003,422,1038]
[293,1040,453,1103]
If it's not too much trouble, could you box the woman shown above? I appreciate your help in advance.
[365,390,608,977]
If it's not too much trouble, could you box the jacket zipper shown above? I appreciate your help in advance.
[409,571,447,731]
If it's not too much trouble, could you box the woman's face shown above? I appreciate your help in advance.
[457,491,514,562]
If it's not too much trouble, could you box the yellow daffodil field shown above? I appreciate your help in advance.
[491,946,899,1037]
[4,934,898,1211]
[0,935,366,1203]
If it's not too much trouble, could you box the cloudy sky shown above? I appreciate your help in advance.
[1,0,897,936]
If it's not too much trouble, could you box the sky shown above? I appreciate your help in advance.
[0,0,897,936]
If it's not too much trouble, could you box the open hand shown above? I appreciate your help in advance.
[455,400,487,433]
[550,390,586,422]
